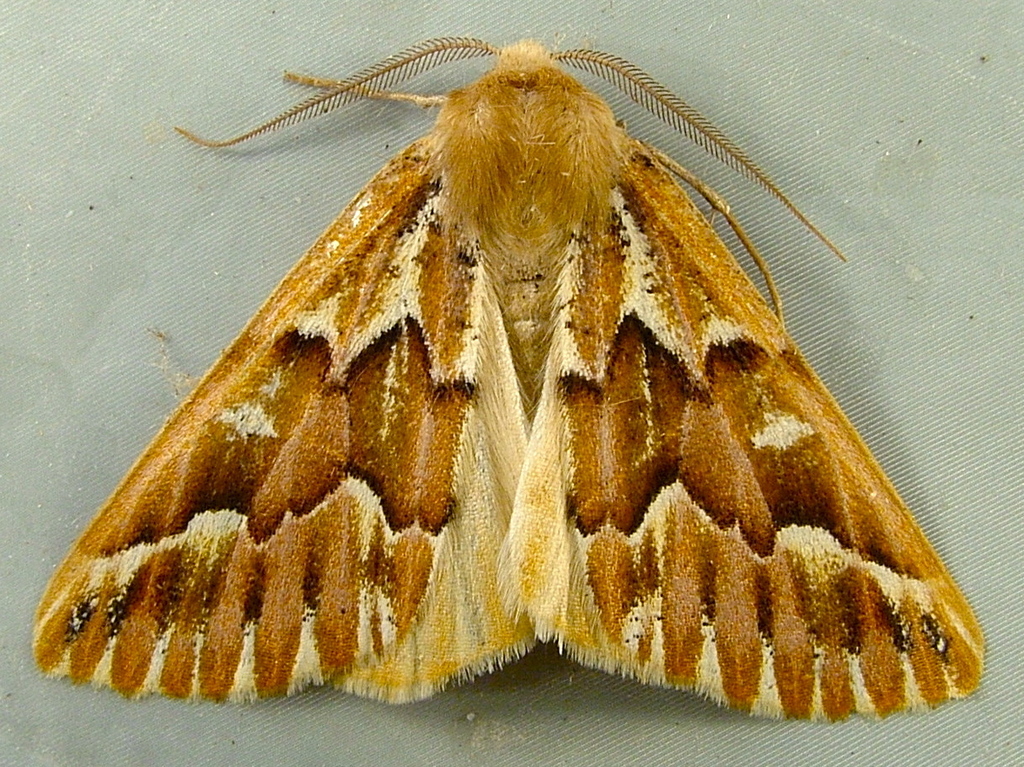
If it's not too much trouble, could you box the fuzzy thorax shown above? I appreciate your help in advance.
[429,40,627,255]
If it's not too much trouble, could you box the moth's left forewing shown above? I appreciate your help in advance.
[509,140,983,719]
[34,141,534,702]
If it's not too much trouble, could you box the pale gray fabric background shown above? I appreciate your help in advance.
[1,2,1021,766]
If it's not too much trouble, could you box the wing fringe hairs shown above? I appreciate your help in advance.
[34,38,983,720]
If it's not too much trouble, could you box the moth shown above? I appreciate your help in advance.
[34,38,983,720]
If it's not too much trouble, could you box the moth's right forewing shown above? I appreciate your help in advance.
[507,143,983,720]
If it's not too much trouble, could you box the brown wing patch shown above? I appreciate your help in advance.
[345,323,471,535]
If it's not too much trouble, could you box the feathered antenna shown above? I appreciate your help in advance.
[175,37,497,147]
